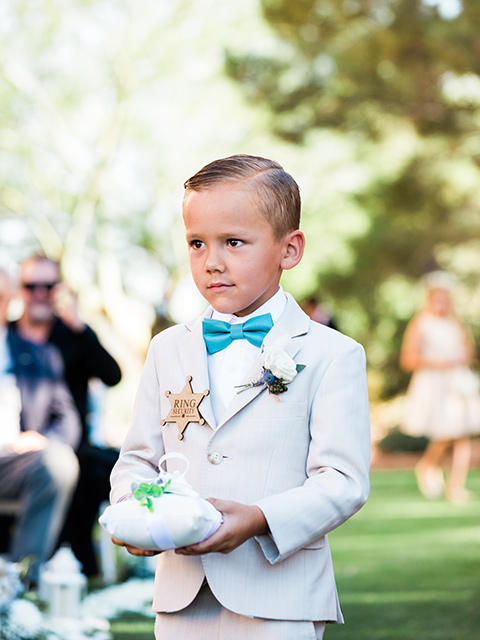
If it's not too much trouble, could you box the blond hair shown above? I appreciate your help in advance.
[184,155,301,240]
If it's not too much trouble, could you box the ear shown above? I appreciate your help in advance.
[280,230,305,271]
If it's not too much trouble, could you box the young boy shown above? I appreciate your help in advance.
[110,155,371,639]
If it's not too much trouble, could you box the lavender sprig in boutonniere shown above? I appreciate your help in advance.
[236,339,306,396]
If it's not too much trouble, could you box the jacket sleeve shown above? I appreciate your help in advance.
[110,341,165,503]
[79,325,122,386]
[254,340,371,563]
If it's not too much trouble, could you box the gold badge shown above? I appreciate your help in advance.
[161,376,210,441]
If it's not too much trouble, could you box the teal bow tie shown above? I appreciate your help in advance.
[202,313,273,354]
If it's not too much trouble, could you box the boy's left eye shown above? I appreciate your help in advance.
[227,239,243,247]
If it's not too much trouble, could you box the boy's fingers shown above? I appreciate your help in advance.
[175,523,225,555]
[111,536,159,556]
[205,497,232,514]
[205,497,221,508]
[126,547,158,557]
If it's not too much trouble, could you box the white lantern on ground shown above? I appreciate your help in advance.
[39,545,87,619]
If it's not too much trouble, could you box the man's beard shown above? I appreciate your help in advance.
[27,302,55,325]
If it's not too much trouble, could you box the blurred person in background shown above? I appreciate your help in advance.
[11,255,122,576]
[400,272,479,503]
[0,268,80,585]
[301,295,338,330]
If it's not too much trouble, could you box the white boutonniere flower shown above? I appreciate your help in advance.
[236,337,306,396]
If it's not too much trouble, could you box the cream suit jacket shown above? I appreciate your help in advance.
[110,294,371,623]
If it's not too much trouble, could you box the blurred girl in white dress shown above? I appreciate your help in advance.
[400,272,479,503]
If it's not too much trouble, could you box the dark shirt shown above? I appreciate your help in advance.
[48,318,122,446]
[6,325,81,448]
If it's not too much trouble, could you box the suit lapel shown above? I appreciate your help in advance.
[177,313,217,430]
[217,348,266,427]
[217,294,310,428]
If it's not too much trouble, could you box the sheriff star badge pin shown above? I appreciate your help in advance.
[161,376,209,441]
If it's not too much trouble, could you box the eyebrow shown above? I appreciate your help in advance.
[186,227,253,239]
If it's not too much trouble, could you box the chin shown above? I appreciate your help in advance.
[211,304,238,315]
[207,300,241,316]
[30,309,55,323]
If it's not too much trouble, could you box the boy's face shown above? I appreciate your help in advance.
[184,184,293,317]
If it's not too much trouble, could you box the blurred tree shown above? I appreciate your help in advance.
[226,0,480,397]
[0,0,272,344]
[0,0,278,440]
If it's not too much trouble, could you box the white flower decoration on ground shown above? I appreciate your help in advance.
[7,599,44,639]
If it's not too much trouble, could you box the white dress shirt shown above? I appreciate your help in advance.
[207,287,287,417]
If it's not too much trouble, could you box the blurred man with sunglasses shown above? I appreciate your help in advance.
[9,255,122,576]
[0,268,80,585]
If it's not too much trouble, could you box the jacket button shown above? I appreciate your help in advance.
[207,450,223,465]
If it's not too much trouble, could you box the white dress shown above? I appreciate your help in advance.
[404,313,480,440]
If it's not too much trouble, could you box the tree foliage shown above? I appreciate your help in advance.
[229,0,480,141]
[226,0,480,397]
[0,0,272,335]
[0,0,279,440]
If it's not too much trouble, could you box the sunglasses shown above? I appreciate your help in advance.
[22,282,58,292]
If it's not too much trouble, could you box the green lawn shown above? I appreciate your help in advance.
[327,469,480,640]
[110,612,155,640]
[110,469,480,640]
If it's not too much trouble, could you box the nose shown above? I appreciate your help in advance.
[204,247,225,273]
[31,288,53,300]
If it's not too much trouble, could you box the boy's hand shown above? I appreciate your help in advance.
[111,536,160,557]
[174,498,269,556]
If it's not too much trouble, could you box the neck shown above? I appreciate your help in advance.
[16,316,52,344]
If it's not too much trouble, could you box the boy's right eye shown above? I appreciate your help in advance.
[189,240,204,249]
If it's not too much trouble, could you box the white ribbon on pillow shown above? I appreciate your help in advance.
[146,452,222,548]
[99,452,222,550]
[153,452,199,497]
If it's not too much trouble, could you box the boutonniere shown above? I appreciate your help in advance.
[236,338,306,397]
